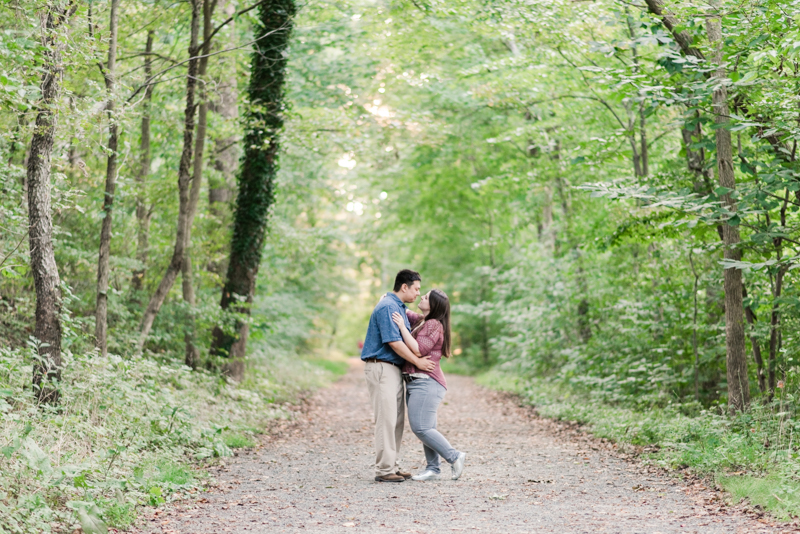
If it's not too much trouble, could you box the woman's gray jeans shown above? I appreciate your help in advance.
[406,377,460,474]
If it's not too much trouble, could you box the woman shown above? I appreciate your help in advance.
[391,289,466,481]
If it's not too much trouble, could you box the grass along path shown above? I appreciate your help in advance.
[132,359,778,533]
[0,345,346,534]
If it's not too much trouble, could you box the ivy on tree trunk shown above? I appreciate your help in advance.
[210,0,296,380]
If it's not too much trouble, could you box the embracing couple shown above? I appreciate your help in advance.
[361,269,466,483]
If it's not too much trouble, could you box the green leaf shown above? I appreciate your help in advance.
[21,438,52,476]
[77,506,108,534]
[715,187,733,196]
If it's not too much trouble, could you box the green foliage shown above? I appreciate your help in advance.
[222,432,257,449]
[720,476,800,520]
[5,0,800,526]
[0,336,347,533]
[152,460,195,487]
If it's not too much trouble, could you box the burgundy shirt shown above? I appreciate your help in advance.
[402,310,447,390]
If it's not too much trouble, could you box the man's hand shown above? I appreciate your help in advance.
[415,356,435,372]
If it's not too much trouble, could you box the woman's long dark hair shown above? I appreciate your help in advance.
[422,289,452,358]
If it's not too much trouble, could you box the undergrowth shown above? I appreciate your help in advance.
[477,368,800,520]
[0,344,346,533]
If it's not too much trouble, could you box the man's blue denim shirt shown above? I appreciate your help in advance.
[361,293,412,367]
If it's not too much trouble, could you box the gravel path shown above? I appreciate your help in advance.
[135,359,785,534]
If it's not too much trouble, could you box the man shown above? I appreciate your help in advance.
[362,269,436,482]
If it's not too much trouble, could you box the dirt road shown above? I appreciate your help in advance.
[135,360,781,533]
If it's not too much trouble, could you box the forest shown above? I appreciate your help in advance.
[2,0,800,530]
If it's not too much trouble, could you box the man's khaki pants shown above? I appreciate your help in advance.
[364,361,405,477]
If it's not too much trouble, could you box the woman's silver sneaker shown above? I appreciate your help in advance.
[411,470,441,481]
[451,452,466,480]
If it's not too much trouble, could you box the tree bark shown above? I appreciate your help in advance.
[706,4,750,413]
[183,0,216,369]
[132,30,155,294]
[137,0,201,352]
[681,112,763,397]
[95,0,121,357]
[210,0,297,380]
[28,1,74,404]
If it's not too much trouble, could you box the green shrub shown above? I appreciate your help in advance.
[0,347,291,533]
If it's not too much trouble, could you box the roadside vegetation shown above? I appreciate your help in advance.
[0,335,346,533]
[4,0,800,529]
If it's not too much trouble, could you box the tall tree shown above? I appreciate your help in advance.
[132,30,155,294]
[95,0,121,356]
[136,0,202,352]
[27,0,76,403]
[706,1,750,412]
[182,0,216,368]
[645,0,750,410]
[210,0,297,380]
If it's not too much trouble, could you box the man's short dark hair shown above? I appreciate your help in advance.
[394,269,421,292]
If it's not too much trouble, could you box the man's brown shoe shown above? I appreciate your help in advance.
[375,474,405,483]
[396,471,412,480]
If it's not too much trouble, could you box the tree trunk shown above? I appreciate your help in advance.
[681,114,762,397]
[210,0,297,380]
[742,285,766,395]
[644,0,705,61]
[706,5,750,413]
[629,133,642,177]
[183,0,216,369]
[767,193,789,399]
[28,2,73,404]
[682,118,714,193]
[95,0,121,357]
[209,0,240,214]
[768,267,784,398]
[539,185,555,253]
[639,104,648,176]
[132,30,155,294]
[137,0,201,352]
[625,10,647,178]
[689,249,700,401]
